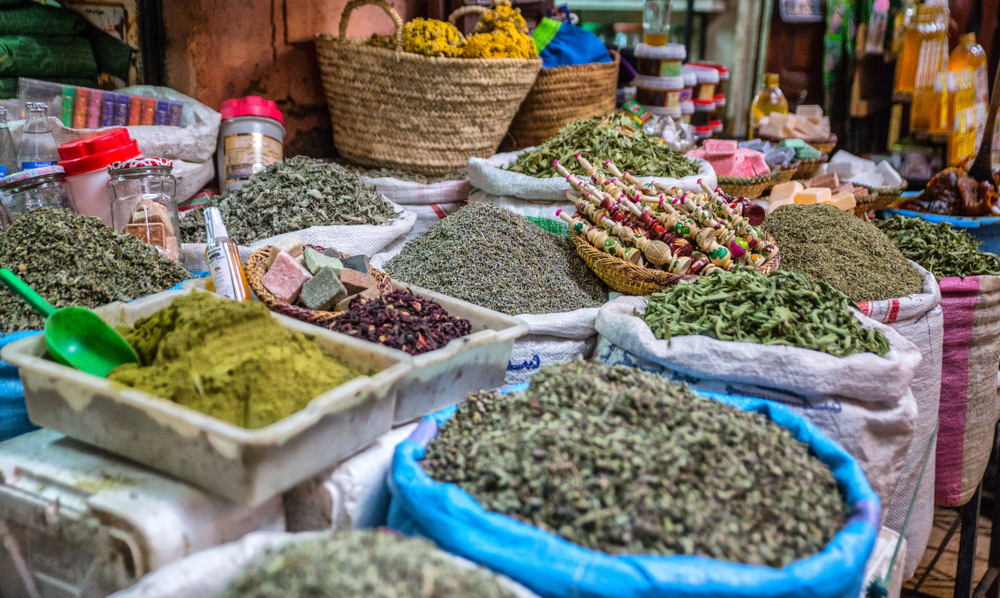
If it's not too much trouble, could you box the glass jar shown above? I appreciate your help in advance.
[107,157,180,262]
[0,165,74,225]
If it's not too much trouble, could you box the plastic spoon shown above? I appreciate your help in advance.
[0,268,138,377]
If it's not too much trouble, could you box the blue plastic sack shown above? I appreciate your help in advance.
[388,390,880,598]
[0,331,41,442]
[532,17,612,69]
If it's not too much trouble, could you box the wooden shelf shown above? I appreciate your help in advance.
[892,91,913,103]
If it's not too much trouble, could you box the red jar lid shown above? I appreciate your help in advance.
[693,125,713,132]
[57,128,140,176]
[220,96,284,124]
[693,98,714,105]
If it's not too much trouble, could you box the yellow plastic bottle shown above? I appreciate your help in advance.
[949,33,989,149]
[748,73,788,138]
[895,5,947,94]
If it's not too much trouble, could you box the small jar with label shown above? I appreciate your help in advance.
[680,99,695,124]
[107,158,181,262]
[693,125,713,142]
[679,66,698,111]
[635,43,686,78]
[689,65,720,101]
[710,93,726,133]
[691,98,716,128]
[634,75,685,112]
[216,96,285,193]
[0,165,74,226]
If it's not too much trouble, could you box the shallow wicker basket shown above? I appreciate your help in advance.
[246,245,394,326]
[768,162,798,188]
[505,51,621,150]
[853,180,908,211]
[757,133,837,155]
[572,233,781,296]
[314,0,542,176]
[717,168,778,200]
[850,192,879,218]
[791,154,829,180]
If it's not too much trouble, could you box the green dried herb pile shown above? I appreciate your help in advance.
[643,269,889,357]
[384,202,607,315]
[424,360,848,568]
[505,114,699,179]
[873,215,1000,279]
[214,530,518,598]
[180,156,399,244]
[0,208,189,333]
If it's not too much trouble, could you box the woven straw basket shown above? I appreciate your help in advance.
[246,245,394,327]
[315,0,542,176]
[851,192,879,218]
[717,168,778,200]
[768,162,797,188]
[572,234,781,296]
[757,133,838,155]
[854,180,907,211]
[792,154,829,180]
[505,50,621,149]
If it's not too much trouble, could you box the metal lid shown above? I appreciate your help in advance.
[108,157,173,173]
[0,166,65,190]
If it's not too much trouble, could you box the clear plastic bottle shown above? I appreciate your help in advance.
[0,107,17,178]
[642,0,671,46]
[748,73,788,137]
[17,103,59,171]
[949,33,989,149]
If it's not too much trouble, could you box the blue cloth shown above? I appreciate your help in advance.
[535,18,613,69]
[0,331,42,442]
[388,390,880,598]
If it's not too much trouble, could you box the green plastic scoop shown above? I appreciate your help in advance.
[0,268,138,377]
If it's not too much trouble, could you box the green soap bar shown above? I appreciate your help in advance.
[795,146,823,160]
[304,247,344,276]
[299,267,348,311]
[778,138,807,148]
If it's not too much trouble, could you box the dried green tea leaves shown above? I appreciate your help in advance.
[424,360,848,568]
[214,530,518,598]
[505,114,698,179]
[644,269,890,357]
[384,202,607,315]
[873,215,1000,279]
[180,156,399,244]
[0,208,190,333]
[763,203,924,303]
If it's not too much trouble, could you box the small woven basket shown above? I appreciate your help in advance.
[572,233,781,296]
[505,51,621,150]
[853,180,907,210]
[791,154,829,180]
[717,168,778,200]
[246,245,394,326]
[757,133,837,155]
[851,192,879,218]
[768,162,798,188]
[314,0,541,176]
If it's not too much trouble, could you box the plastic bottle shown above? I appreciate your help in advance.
[865,0,890,54]
[748,73,788,137]
[642,0,671,46]
[204,207,251,302]
[17,103,59,171]
[949,33,988,149]
[895,5,946,94]
[0,107,18,178]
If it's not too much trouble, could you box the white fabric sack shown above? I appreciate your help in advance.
[284,424,417,532]
[858,528,906,598]
[181,205,417,272]
[855,263,942,580]
[109,530,541,598]
[504,308,600,386]
[362,176,471,205]
[593,295,922,510]
[173,158,215,203]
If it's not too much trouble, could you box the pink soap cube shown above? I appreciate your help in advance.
[704,139,737,157]
[707,154,740,177]
[261,250,313,304]
[731,159,757,178]
[745,152,770,176]
[686,149,707,159]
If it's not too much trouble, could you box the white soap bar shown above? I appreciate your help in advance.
[876,160,904,188]
[796,104,824,120]
[827,161,860,178]
[267,234,305,267]
[771,181,805,202]
[768,197,795,212]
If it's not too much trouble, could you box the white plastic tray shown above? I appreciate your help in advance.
[1,288,413,505]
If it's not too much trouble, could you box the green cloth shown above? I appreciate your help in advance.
[0,35,97,78]
[83,23,131,80]
[526,216,569,236]
[0,75,96,99]
[0,3,86,36]
[531,17,562,54]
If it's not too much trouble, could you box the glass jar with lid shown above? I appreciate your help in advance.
[107,158,180,262]
[0,165,74,227]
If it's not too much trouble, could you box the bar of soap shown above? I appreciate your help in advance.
[807,172,840,189]
[796,104,824,120]
[876,160,904,187]
[770,181,804,202]
[267,234,305,267]
[833,182,856,195]
[262,250,312,304]
[767,197,795,212]
[341,255,371,274]
[340,268,378,294]
[323,247,343,259]
[334,287,381,313]
[828,192,857,211]
[794,188,831,205]
[794,145,823,160]
[304,247,344,276]
[299,267,348,311]
[778,138,807,149]
[705,139,737,157]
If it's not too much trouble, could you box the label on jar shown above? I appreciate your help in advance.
[0,166,6,177]
[223,132,283,184]
[20,161,56,170]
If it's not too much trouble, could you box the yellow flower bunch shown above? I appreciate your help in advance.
[473,0,530,36]
[363,18,465,58]
[463,21,537,59]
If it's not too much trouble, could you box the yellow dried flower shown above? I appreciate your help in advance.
[401,18,466,57]
[473,0,530,36]
[463,21,537,59]
[364,33,395,50]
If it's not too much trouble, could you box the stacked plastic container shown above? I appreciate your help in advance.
[688,62,729,136]
[633,43,686,121]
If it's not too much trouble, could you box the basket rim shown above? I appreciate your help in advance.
[756,132,838,145]
[315,33,544,67]
[717,168,779,185]
[536,49,621,74]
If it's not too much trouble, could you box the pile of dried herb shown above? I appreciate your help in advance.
[505,114,699,179]
[180,156,399,244]
[214,530,518,598]
[424,360,848,567]
[0,208,190,333]
[644,269,889,357]
[764,203,924,302]
[873,215,1000,279]
[384,202,607,315]
[339,161,468,184]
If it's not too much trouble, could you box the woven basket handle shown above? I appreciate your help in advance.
[339,0,404,51]
[448,4,488,26]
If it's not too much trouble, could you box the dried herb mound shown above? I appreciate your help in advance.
[327,289,472,355]
[873,215,1000,279]
[424,360,848,567]
[384,202,608,315]
[214,530,518,598]
[645,269,889,357]
[0,208,190,333]
[763,203,924,302]
[180,156,399,244]
[505,114,699,179]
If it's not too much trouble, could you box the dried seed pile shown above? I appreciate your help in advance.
[763,203,923,302]
[643,269,890,357]
[384,202,607,315]
[0,208,190,333]
[873,215,1000,279]
[180,156,399,244]
[424,360,848,568]
[214,529,518,598]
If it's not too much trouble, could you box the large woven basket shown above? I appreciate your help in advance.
[505,51,621,149]
[246,245,394,326]
[315,0,542,176]
[757,133,838,154]
[854,180,907,210]
[717,168,778,200]
[572,233,781,296]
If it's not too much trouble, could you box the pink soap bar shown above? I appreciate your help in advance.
[807,172,841,189]
[261,250,313,304]
[745,152,770,176]
[686,149,707,159]
[704,139,737,157]
[730,159,757,178]
[709,154,740,176]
